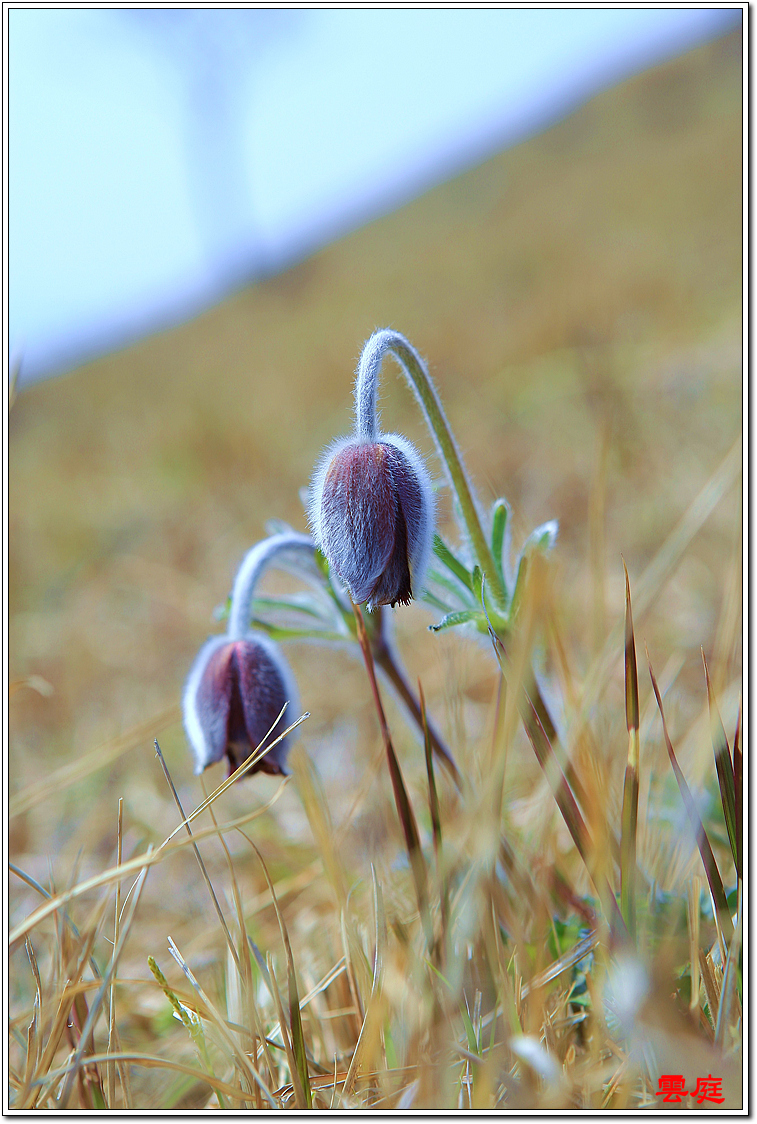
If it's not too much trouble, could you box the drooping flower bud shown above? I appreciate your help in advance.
[308,431,434,609]
[183,632,298,777]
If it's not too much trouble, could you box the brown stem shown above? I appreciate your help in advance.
[352,604,432,943]
[366,609,461,790]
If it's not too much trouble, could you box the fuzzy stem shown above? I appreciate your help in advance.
[354,330,506,607]
[227,533,315,640]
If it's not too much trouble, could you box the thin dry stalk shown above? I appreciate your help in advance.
[620,561,640,942]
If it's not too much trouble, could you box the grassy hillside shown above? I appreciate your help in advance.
[9,29,742,1110]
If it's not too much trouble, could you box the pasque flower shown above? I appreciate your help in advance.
[310,432,433,609]
[183,534,311,778]
[183,632,297,777]
[309,333,435,609]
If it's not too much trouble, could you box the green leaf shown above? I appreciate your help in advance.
[421,588,455,613]
[521,519,559,557]
[250,621,347,644]
[251,593,327,620]
[510,554,528,622]
[426,567,477,607]
[490,498,511,601]
[509,523,558,622]
[432,534,474,592]
[428,609,487,633]
[213,596,231,622]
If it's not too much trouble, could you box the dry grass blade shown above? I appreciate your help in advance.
[699,949,722,1031]
[484,584,596,841]
[687,877,701,1016]
[620,561,640,942]
[18,942,42,1107]
[247,840,311,1108]
[420,679,448,941]
[161,709,307,845]
[154,739,239,972]
[107,798,123,1108]
[646,649,733,942]
[733,698,742,879]
[266,954,306,1109]
[57,858,152,1109]
[28,1051,259,1103]
[578,439,741,723]
[21,897,111,1109]
[201,787,262,1108]
[715,881,742,1049]
[702,651,738,877]
[10,782,289,950]
[521,691,625,941]
[291,746,348,905]
[371,633,461,788]
[106,797,131,1109]
[340,867,386,1102]
[166,936,274,1108]
[9,705,181,818]
[520,933,599,997]
[148,955,229,1109]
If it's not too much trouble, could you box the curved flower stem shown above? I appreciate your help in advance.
[355,330,506,609]
[227,532,315,640]
[356,331,564,793]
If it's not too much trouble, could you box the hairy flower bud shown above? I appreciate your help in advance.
[183,632,298,777]
[308,432,434,609]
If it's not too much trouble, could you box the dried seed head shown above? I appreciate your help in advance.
[308,432,434,609]
[183,632,298,777]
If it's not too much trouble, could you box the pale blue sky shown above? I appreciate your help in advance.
[9,7,740,382]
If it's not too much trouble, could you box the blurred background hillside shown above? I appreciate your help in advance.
[9,15,742,968]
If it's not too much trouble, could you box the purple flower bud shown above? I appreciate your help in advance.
[308,432,434,609]
[183,632,298,778]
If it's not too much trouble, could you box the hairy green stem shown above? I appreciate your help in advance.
[355,330,506,608]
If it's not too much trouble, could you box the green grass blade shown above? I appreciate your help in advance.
[460,999,479,1057]
[715,881,742,1048]
[620,561,640,942]
[249,843,311,1109]
[702,651,738,876]
[647,649,733,942]
[287,967,311,1110]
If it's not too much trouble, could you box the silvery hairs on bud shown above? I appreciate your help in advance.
[183,630,298,776]
[183,533,311,777]
[308,332,437,609]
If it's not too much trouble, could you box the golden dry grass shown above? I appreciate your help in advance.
[8,30,742,1110]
